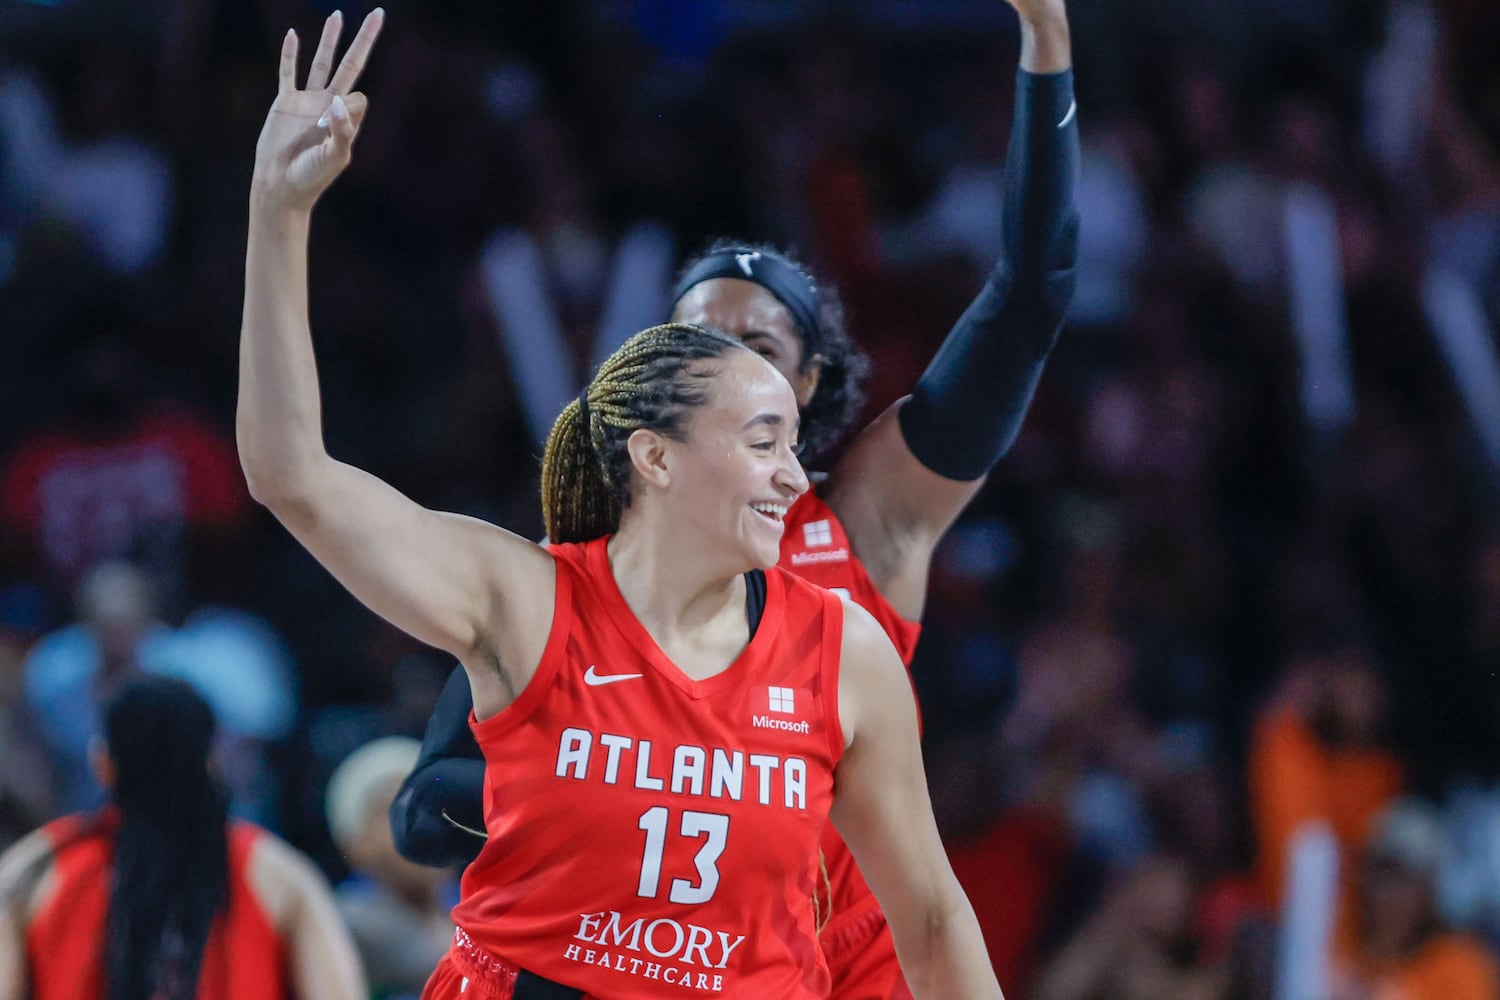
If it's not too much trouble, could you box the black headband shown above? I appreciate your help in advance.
[672,250,823,349]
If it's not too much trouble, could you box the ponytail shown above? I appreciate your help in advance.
[103,677,228,1000]
[542,395,619,545]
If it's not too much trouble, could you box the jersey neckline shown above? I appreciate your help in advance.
[586,538,787,700]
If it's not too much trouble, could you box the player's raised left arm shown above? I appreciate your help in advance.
[825,0,1076,620]
[829,603,1004,1000]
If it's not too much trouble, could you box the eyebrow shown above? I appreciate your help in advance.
[742,413,798,432]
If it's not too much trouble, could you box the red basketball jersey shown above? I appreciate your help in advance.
[26,812,288,1000]
[781,491,921,935]
[779,492,920,663]
[452,537,846,998]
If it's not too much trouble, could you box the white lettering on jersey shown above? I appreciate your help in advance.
[789,547,849,565]
[574,909,747,970]
[557,728,592,779]
[600,733,633,784]
[671,745,707,796]
[553,730,809,810]
[635,740,666,791]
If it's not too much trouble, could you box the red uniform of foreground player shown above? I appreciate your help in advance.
[0,677,364,1000]
[237,11,1003,998]
[394,0,1079,993]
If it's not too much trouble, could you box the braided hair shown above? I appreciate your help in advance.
[542,323,754,544]
[103,677,229,1000]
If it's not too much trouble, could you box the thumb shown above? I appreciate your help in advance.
[342,91,370,132]
[326,93,357,151]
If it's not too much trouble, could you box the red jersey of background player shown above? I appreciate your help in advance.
[25,812,288,1000]
[782,491,920,996]
[451,537,845,998]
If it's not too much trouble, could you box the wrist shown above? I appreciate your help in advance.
[249,176,316,220]
[1019,11,1071,74]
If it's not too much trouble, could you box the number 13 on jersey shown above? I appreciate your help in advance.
[637,807,729,905]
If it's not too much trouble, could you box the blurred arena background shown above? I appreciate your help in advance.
[2,0,1500,996]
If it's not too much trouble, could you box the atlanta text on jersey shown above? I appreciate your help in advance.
[554,728,809,810]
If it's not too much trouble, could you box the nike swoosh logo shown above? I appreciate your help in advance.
[584,664,645,686]
[1057,99,1077,129]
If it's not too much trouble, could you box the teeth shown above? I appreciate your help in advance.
[751,503,787,520]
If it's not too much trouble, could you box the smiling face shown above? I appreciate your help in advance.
[639,348,810,571]
[670,278,822,410]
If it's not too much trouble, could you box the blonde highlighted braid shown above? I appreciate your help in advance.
[542,323,753,544]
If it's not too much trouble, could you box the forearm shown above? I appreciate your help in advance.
[389,757,488,868]
[893,889,1004,1000]
[1018,2,1071,75]
[237,197,329,502]
[391,664,488,867]
[897,56,1078,481]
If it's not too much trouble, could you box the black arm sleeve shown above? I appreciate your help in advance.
[898,68,1080,482]
[389,664,488,868]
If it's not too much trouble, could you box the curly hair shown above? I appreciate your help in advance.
[541,323,755,544]
[675,240,869,463]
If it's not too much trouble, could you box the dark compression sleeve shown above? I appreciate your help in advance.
[390,665,488,868]
[899,68,1079,481]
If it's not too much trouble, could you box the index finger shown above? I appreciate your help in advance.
[278,28,299,93]
[329,7,385,95]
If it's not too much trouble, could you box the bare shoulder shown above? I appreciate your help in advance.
[0,827,55,914]
[835,595,913,745]
[837,596,899,670]
[245,828,333,927]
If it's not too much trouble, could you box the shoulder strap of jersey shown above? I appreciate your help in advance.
[744,569,767,636]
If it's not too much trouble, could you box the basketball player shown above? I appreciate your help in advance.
[238,12,1002,998]
[394,0,1078,995]
[0,677,365,1000]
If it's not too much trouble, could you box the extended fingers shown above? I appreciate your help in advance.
[305,10,344,91]
[278,28,298,93]
[329,8,384,95]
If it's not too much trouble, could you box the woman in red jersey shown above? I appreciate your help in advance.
[237,11,1002,998]
[0,677,364,1000]
[395,1,1078,995]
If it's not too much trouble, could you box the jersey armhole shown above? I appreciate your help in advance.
[819,588,846,763]
[470,549,577,740]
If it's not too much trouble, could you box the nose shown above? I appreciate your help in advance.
[777,445,810,498]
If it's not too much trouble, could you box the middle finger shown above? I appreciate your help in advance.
[304,10,344,91]
[329,8,385,95]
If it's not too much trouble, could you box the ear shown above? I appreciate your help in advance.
[795,355,824,409]
[89,737,116,791]
[626,428,672,491]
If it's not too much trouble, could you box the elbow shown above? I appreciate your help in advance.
[240,462,308,515]
[388,784,419,861]
[237,438,321,516]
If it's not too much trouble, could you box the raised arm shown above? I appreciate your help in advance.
[830,602,1004,999]
[390,664,488,867]
[238,11,553,718]
[826,0,1077,620]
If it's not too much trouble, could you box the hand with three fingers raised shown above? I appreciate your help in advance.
[252,8,385,213]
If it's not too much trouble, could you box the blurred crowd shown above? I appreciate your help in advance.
[3,0,1500,997]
